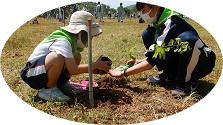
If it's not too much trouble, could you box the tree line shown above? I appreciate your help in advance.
[39,2,138,19]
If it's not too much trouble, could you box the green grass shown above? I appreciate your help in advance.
[1,17,222,124]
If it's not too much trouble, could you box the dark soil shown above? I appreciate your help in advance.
[34,76,213,124]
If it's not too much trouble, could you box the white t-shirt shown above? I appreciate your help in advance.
[28,38,74,62]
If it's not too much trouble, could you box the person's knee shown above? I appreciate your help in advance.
[55,53,65,62]
[49,52,64,60]
[45,52,65,69]
[142,29,149,40]
[178,31,198,42]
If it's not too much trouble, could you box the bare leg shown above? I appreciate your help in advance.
[45,52,65,88]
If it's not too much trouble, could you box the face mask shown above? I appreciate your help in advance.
[77,30,88,48]
[140,7,157,24]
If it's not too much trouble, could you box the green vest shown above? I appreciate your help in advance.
[153,8,182,28]
[151,8,182,40]
[41,29,83,55]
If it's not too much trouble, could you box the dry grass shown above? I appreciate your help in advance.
[0,17,222,124]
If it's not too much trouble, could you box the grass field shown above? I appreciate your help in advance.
[1,17,222,124]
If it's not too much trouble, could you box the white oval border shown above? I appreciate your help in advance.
[0,0,222,125]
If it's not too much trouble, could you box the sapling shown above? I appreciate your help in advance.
[115,46,136,71]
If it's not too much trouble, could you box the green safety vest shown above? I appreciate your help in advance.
[153,8,182,28]
[41,29,83,55]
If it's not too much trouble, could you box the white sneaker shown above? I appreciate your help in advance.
[37,87,70,102]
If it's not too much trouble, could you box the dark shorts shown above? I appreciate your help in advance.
[145,49,216,82]
[20,56,70,90]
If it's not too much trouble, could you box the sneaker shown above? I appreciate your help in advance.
[190,81,198,92]
[146,75,160,83]
[171,87,187,96]
[37,87,70,102]
[147,71,168,83]
[58,81,85,97]
[171,82,198,96]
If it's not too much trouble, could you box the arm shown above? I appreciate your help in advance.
[74,53,81,65]
[109,60,153,78]
[125,60,153,76]
[65,58,85,75]
[49,40,111,75]
[65,57,111,75]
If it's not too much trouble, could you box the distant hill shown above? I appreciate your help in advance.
[125,4,137,14]
[125,4,136,9]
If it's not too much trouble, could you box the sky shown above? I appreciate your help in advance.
[98,0,136,9]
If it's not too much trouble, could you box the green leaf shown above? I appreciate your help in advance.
[152,38,192,60]
[128,46,136,60]
[152,46,166,60]
[169,39,174,46]
[152,48,159,59]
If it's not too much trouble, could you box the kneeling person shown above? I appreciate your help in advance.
[20,11,111,101]
[109,2,216,96]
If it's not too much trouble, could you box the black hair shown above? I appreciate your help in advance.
[80,30,88,46]
[98,2,100,4]
[120,3,123,6]
[136,2,154,11]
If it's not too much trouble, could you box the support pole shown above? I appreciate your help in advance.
[87,18,94,107]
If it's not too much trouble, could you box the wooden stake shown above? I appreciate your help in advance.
[87,18,94,107]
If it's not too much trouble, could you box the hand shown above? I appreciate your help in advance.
[96,55,112,66]
[74,53,81,65]
[108,69,124,78]
[93,60,111,73]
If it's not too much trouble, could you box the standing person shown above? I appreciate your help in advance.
[117,3,125,22]
[46,11,51,19]
[72,4,79,13]
[20,11,111,101]
[108,10,112,19]
[95,2,104,22]
[82,4,88,11]
[58,7,65,22]
[109,2,216,96]
[32,17,38,24]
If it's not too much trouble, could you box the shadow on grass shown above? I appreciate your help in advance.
[148,79,216,98]
[67,77,151,107]
[196,80,216,97]
[68,88,132,108]
[34,88,133,108]
[33,78,215,108]
[115,83,149,94]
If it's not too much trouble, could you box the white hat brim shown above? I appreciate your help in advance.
[61,23,102,37]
